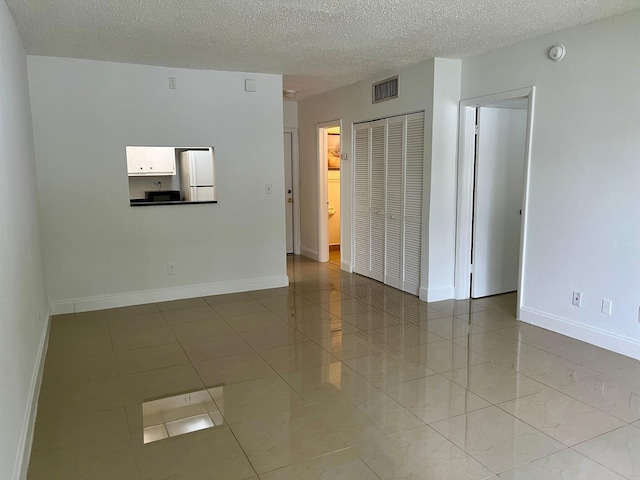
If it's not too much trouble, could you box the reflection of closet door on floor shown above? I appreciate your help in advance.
[472,107,527,298]
[284,132,294,254]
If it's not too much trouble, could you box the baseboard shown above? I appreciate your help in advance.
[50,274,289,314]
[50,301,75,315]
[420,285,455,302]
[341,261,352,273]
[299,246,319,261]
[14,310,51,480]
[520,306,640,361]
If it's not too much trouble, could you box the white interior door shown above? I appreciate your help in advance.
[472,107,527,298]
[284,132,294,254]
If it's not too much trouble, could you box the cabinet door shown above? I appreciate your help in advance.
[353,124,370,277]
[402,112,425,295]
[385,116,404,289]
[126,146,147,174]
[369,120,386,282]
[145,147,176,175]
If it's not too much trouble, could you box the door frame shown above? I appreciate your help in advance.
[317,120,342,263]
[454,87,536,320]
[284,128,301,255]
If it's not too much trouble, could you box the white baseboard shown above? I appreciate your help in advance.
[299,246,319,261]
[50,274,289,314]
[420,285,455,303]
[521,306,640,361]
[341,261,352,273]
[14,310,51,480]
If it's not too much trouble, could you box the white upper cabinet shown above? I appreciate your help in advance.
[126,146,176,176]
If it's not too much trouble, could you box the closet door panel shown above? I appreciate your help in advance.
[369,121,386,282]
[353,124,370,276]
[403,219,422,295]
[385,117,404,289]
[403,112,425,294]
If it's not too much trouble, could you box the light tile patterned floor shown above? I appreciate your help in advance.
[28,255,640,479]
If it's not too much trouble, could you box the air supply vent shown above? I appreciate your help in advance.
[372,76,398,104]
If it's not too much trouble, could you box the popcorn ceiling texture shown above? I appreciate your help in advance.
[6,0,640,99]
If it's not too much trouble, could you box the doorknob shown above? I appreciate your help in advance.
[287,190,292,194]
[287,198,293,203]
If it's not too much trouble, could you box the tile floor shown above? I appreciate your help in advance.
[28,255,640,479]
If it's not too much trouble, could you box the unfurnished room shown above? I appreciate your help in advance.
[2,1,640,479]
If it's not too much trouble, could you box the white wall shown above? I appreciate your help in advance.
[298,60,435,265]
[461,10,640,357]
[423,58,462,301]
[28,57,287,312]
[0,1,49,478]
[283,100,298,129]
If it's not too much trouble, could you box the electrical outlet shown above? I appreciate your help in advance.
[152,180,162,187]
[167,264,176,276]
[572,291,582,307]
[169,77,177,90]
[601,298,612,315]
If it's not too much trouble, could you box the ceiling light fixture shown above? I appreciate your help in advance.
[283,89,297,99]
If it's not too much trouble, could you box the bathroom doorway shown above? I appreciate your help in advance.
[326,126,341,265]
[317,121,341,263]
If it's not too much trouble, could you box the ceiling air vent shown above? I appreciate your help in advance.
[372,76,398,104]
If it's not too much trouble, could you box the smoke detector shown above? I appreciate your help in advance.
[549,44,566,61]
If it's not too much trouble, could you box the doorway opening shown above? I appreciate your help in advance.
[455,87,536,320]
[317,121,342,264]
[283,130,300,255]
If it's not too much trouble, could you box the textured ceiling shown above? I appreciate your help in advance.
[6,0,640,99]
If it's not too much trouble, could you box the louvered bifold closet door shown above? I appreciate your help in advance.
[369,120,386,282]
[353,124,371,277]
[402,112,425,295]
[384,116,405,289]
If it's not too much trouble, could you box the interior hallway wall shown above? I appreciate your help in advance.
[298,58,461,301]
[283,100,298,129]
[461,9,640,357]
[298,61,435,268]
[0,1,49,478]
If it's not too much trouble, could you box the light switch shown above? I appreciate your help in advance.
[601,298,612,315]
[245,79,257,92]
[265,184,272,194]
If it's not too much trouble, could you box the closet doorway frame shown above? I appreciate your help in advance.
[454,86,536,321]
[317,119,342,263]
